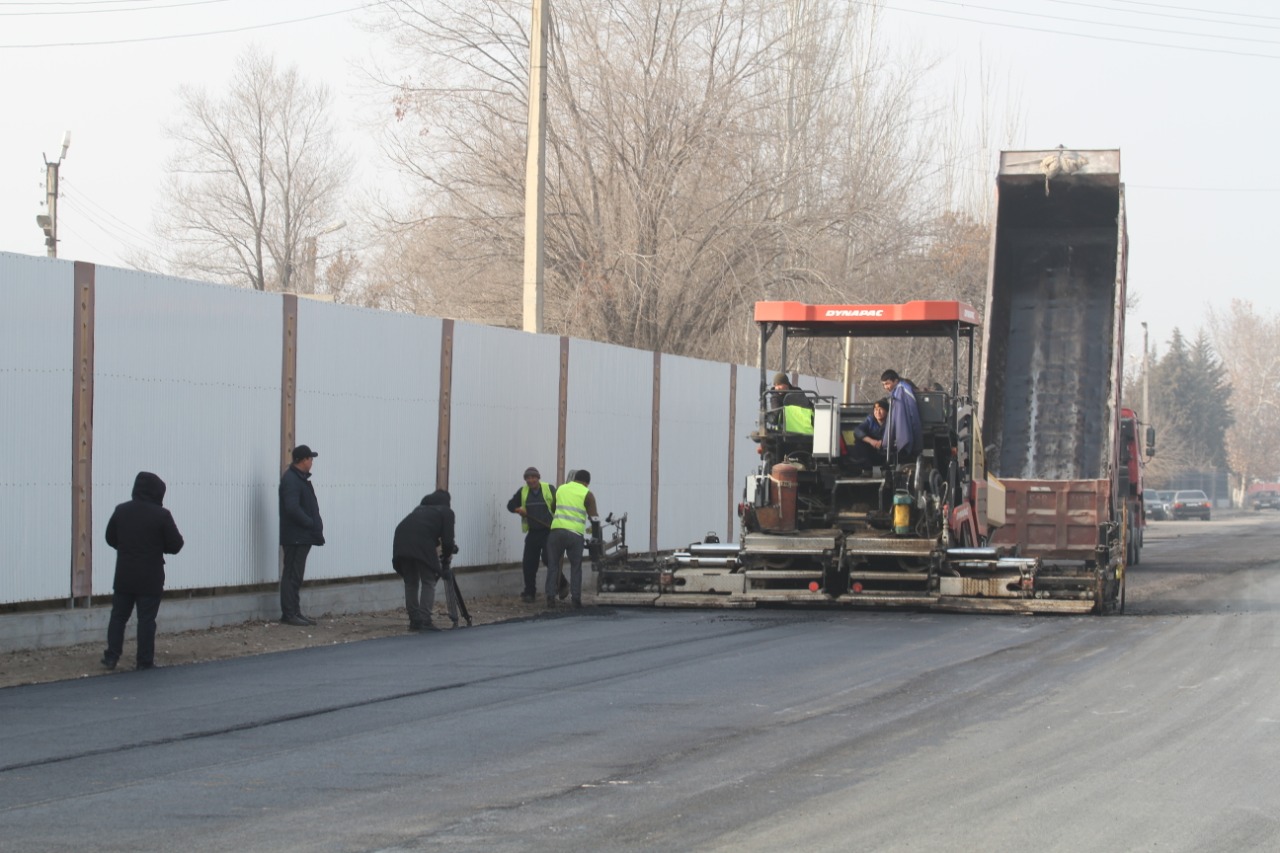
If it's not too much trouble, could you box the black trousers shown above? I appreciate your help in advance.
[281,544,312,619]
[521,527,551,594]
[395,556,458,627]
[104,591,163,667]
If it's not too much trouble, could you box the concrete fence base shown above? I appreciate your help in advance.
[0,565,523,653]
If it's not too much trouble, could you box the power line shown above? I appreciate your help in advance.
[883,0,1280,60]
[0,0,233,17]
[1109,0,1280,22]
[1128,184,1280,193]
[0,1,179,5]
[61,179,159,247]
[56,216,120,263]
[59,196,159,258]
[0,1,381,48]
[1048,0,1280,31]
[910,0,1280,47]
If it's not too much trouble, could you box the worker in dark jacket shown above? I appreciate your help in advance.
[881,370,923,462]
[279,444,324,627]
[101,471,184,671]
[846,397,889,471]
[392,489,458,631]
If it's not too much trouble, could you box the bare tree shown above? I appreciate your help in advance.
[155,46,351,292]
[1210,300,1280,497]
[363,0,980,364]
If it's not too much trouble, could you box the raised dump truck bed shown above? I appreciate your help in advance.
[980,148,1131,610]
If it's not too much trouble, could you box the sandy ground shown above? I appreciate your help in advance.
[0,593,564,690]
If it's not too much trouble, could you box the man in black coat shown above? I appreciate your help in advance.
[279,444,324,626]
[392,490,457,631]
[101,471,185,671]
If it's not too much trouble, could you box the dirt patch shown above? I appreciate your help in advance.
[0,593,575,690]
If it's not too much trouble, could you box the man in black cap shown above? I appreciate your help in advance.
[279,444,324,626]
[507,466,556,602]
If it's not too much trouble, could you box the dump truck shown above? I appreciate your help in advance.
[980,147,1153,614]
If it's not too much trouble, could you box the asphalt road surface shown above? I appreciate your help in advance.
[3,511,1279,852]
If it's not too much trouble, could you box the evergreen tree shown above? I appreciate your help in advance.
[1148,327,1234,473]
[1188,331,1234,469]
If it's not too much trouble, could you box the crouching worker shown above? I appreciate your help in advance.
[101,471,185,671]
[392,490,458,632]
[846,397,889,471]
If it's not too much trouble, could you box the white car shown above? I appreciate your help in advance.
[1172,490,1211,521]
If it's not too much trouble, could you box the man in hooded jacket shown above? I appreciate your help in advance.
[101,471,185,671]
[392,490,458,631]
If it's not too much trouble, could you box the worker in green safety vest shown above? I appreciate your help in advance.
[771,372,814,435]
[506,466,559,602]
[546,469,599,608]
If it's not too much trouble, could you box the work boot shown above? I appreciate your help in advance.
[520,590,535,603]
[546,595,557,609]
[281,615,311,627]
[571,598,582,609]
[100,654,118,671]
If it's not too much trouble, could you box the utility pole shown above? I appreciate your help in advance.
[36,131,71,257]
[521,0,548,333]
[303,221,346,294]
[1141,321,1149,427]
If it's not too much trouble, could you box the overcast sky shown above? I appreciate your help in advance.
[2,0,1277,363]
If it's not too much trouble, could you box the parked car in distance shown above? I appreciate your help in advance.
[1251,490,1280,511]
[1143,488,1168,521]
[1172,489,1212,521]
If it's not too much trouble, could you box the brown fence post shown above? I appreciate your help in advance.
[70,261,95,604]
[727,364,737,543]
[650,350,661,553]
[436,319,454,491]
[557,336,569,484]
[280,294,298,471]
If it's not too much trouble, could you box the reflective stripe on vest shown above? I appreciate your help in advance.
[519,482,554,533]
[551,481,589,535]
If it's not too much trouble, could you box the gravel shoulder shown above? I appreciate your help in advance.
[0,593,556,689]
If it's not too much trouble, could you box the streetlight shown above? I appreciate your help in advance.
[36,131,71,257]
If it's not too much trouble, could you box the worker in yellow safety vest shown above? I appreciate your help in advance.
[506,466,559,602]
[546,469,599,608]
[772,372,814,435]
